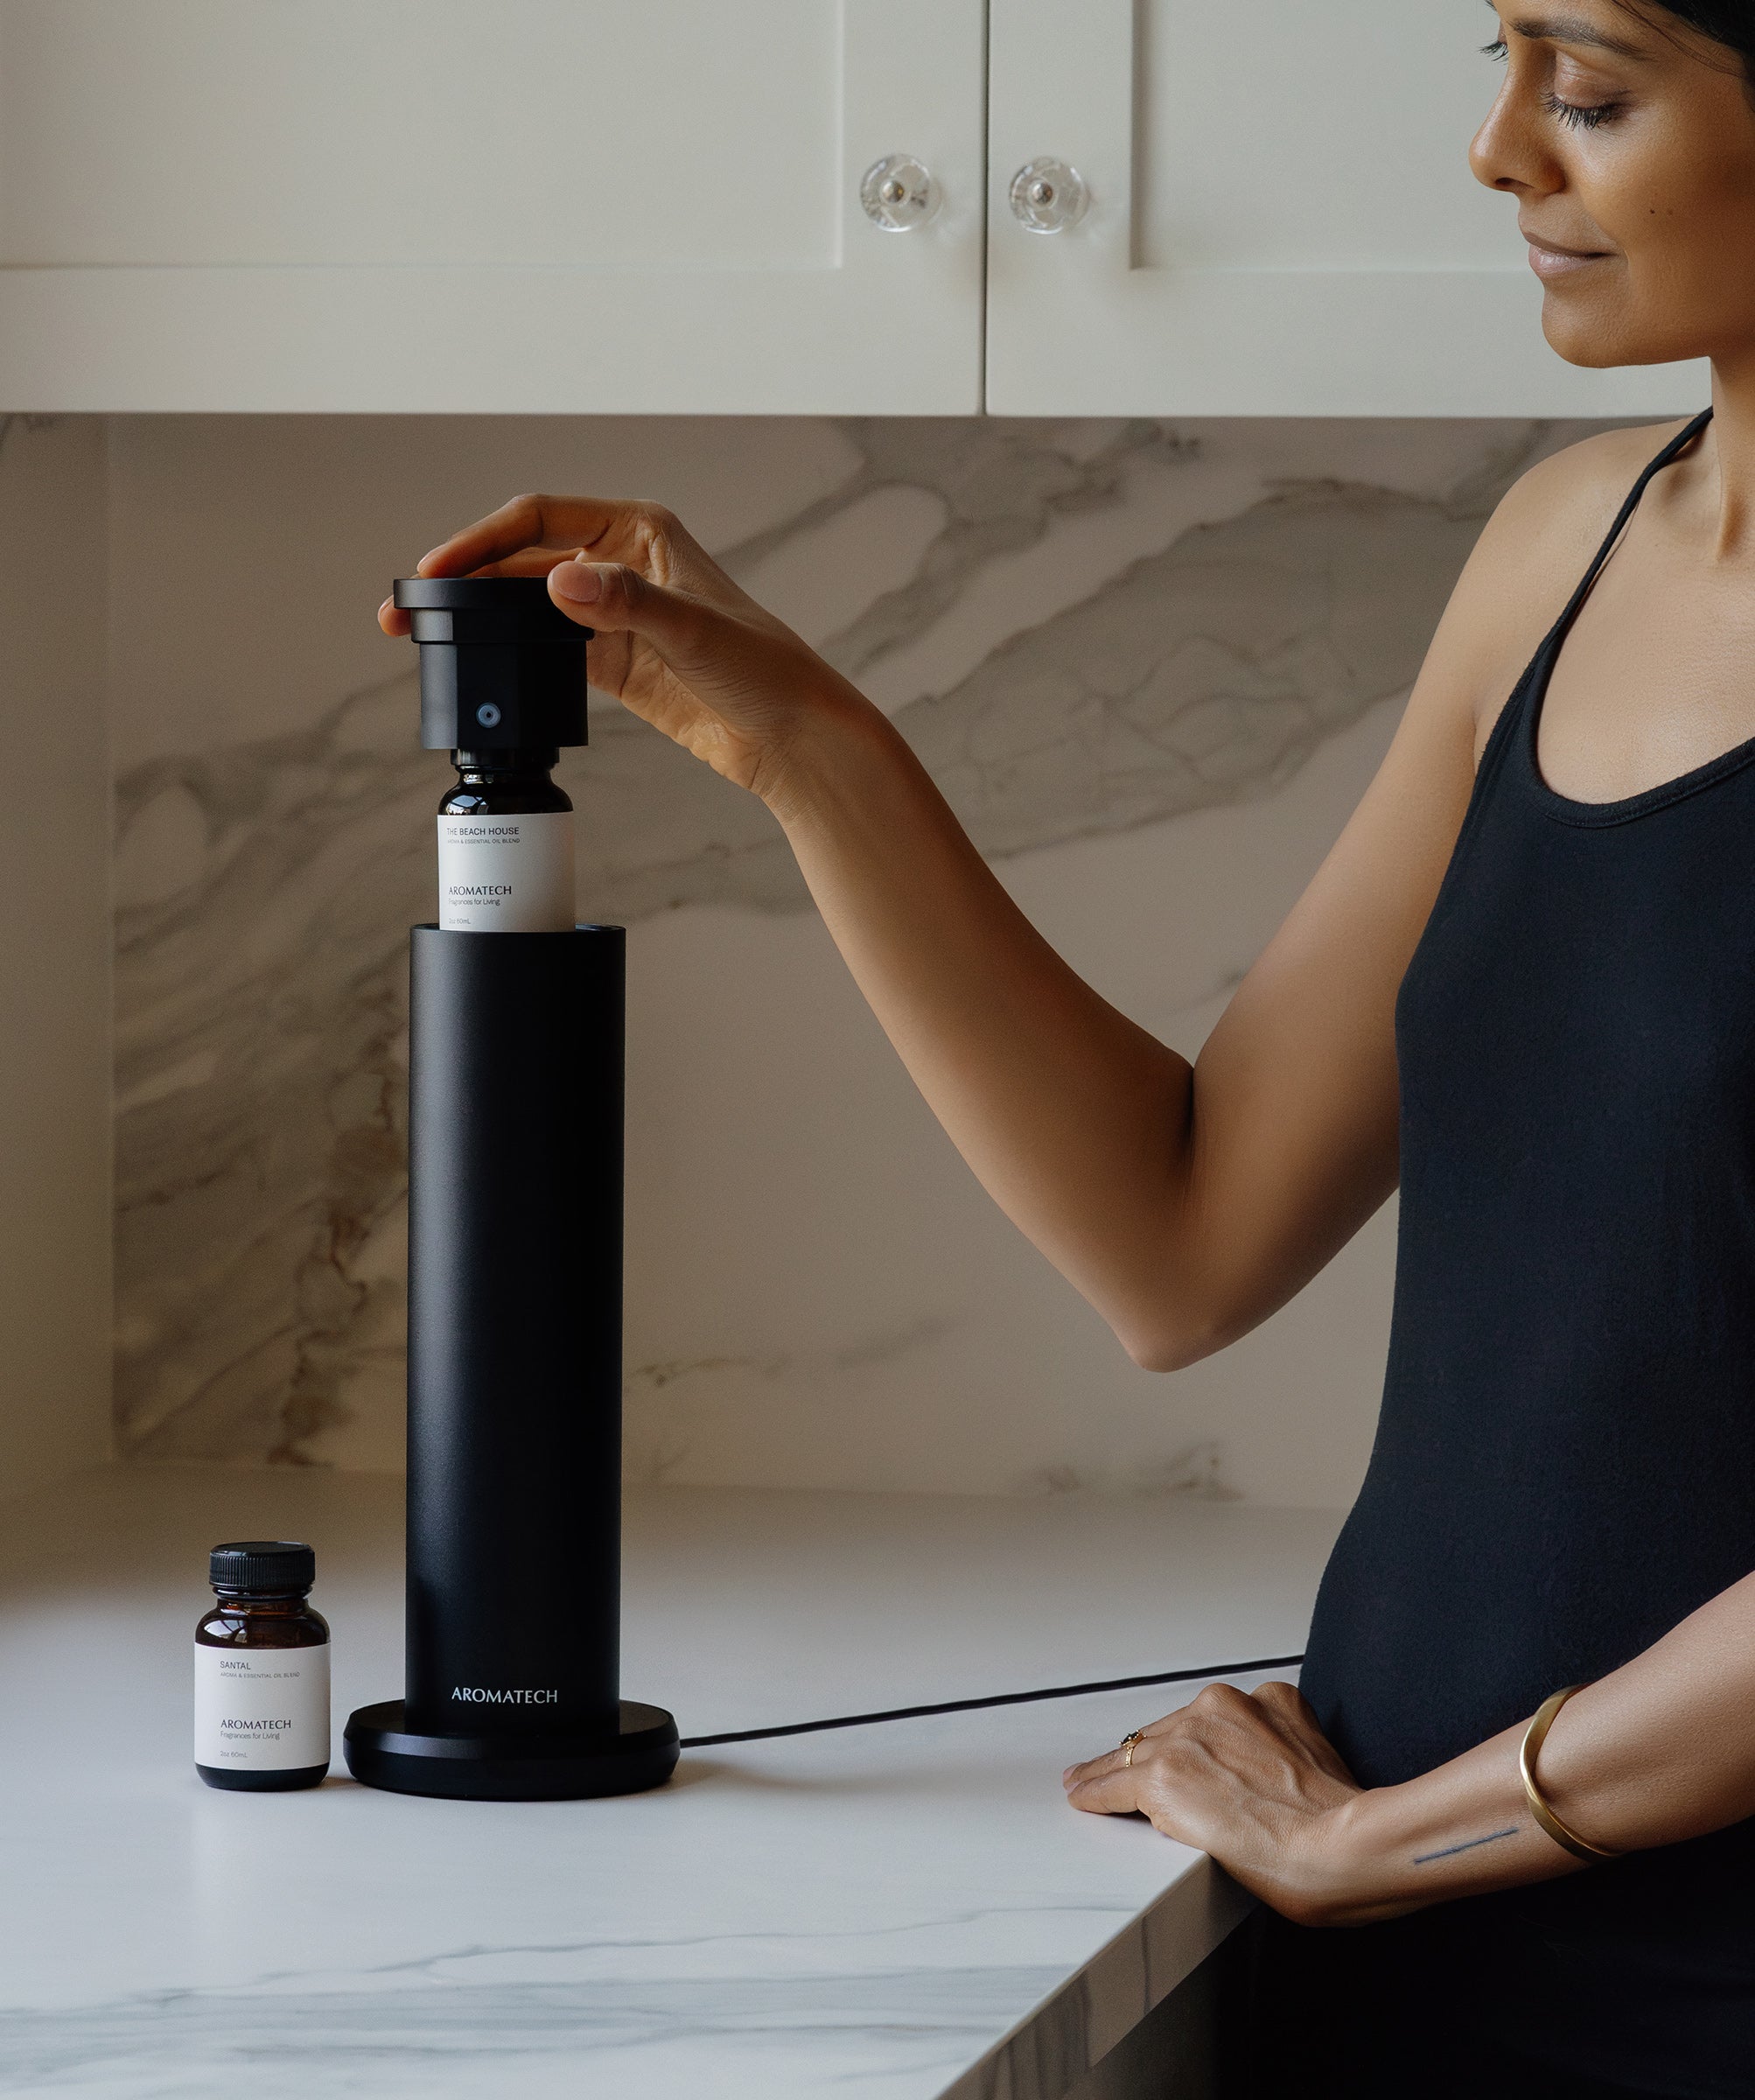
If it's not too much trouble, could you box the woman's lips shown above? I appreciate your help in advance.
[1525,234,1613,281]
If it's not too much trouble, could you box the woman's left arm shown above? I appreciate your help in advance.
[1062,1568,1755,1926]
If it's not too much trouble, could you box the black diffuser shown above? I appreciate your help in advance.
[344,578,677,1801]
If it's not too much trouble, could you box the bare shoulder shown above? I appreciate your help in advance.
[1436,420,1695,740]
[1489,419,1692,549]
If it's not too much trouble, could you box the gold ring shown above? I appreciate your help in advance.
[1121,1728,1146,1768]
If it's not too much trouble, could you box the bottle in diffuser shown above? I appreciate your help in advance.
[437,747,576,932]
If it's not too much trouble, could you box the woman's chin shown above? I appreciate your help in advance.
[1540,292,1710,373]
[1540,302,1654,371]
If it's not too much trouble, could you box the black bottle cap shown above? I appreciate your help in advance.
[394,577,592,753]
[209,1541,316,1595]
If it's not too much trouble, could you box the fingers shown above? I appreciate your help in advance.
[1060,1733,1206,1831]
[1064,1764,1149,1817]
[379,543,584,637]
[467,549,584,579]
[1062,1743,1129,1788]
[416,493,714,593]
[416,492,625,579]
[1060,1712,1187,1797]
[380,492,727,645]
[1061,1709,1189,1789]
[1059,1683,1303,1798]
[381,537,717,662]
[545,556,713,654]
[1060,1678,1360,1845]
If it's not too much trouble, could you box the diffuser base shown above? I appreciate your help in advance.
[343,1699,678,1802]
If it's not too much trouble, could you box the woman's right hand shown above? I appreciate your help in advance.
[377,492,872,809]
[371,441,1503,1383]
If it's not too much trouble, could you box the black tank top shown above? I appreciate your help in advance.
[1298,410,1755,2091]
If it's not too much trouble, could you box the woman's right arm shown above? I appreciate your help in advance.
[378,466,1586,1370]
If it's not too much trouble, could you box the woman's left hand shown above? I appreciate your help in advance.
[1062,1681,1376,1926]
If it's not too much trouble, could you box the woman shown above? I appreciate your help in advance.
[381,4,1755,2090]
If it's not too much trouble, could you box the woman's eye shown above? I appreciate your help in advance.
[1541,90,1624,130]
[1480,32,1626,126]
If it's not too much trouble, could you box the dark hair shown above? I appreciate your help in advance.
[1633,1,1755,75]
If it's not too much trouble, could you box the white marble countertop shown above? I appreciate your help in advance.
[0,1466,1339,2099]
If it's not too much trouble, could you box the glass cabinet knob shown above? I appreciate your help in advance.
[1008,158,1088,234]
[859,155,941,233]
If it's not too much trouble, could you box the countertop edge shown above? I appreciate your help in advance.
[945,1854,1254,2100]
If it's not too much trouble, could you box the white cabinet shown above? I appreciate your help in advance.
[0,0,1709,416]
[0,0,987,413]
[988,0,1707,416]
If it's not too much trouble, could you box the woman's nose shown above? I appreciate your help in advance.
[1470,72,1561,200]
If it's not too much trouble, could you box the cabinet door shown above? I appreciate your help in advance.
[0,0,984,413]
[988,0,1710,416]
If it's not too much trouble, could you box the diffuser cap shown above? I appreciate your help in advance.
[209,1540,317,1595]
[394,576,591,752]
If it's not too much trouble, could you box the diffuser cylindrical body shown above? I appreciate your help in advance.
[345,575,675,1801]
[404,923,623,1736]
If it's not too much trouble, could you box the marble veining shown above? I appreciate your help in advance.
[0,1966,1071,2098]
[108,414,1581,1470]
[0,1468,1325,2100]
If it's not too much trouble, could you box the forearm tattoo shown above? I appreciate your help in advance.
[1413,1825,1520,1865]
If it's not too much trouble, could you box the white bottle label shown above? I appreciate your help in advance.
[194,1644,331,1771]
[437,811,576,933]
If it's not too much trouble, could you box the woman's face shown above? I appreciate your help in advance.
[1472,4,1755,368]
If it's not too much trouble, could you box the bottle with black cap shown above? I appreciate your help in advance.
[195,1542,330,1791]
[395,576,585,934]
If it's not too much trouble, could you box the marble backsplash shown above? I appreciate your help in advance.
[104,412,1608,1501]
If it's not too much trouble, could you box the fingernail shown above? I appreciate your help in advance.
[551,562,601,605]
[416,547,446,570]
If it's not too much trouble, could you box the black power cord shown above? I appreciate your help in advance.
[679,1651,1306,1749]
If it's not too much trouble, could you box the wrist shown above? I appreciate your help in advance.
[1325,1734,1590,1923]
[757,677,919,831]
[1282,1791,1402,1928]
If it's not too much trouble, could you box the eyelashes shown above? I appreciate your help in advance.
[1542,91,1623,130]
[1480,36,1626,130]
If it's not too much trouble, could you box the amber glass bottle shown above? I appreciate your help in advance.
[194,1542,330,1791]
[437,747,575,932]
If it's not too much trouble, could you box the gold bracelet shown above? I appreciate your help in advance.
[1519,1684,1622,1864]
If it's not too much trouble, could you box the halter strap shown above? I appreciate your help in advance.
[1550,407,1715,644]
